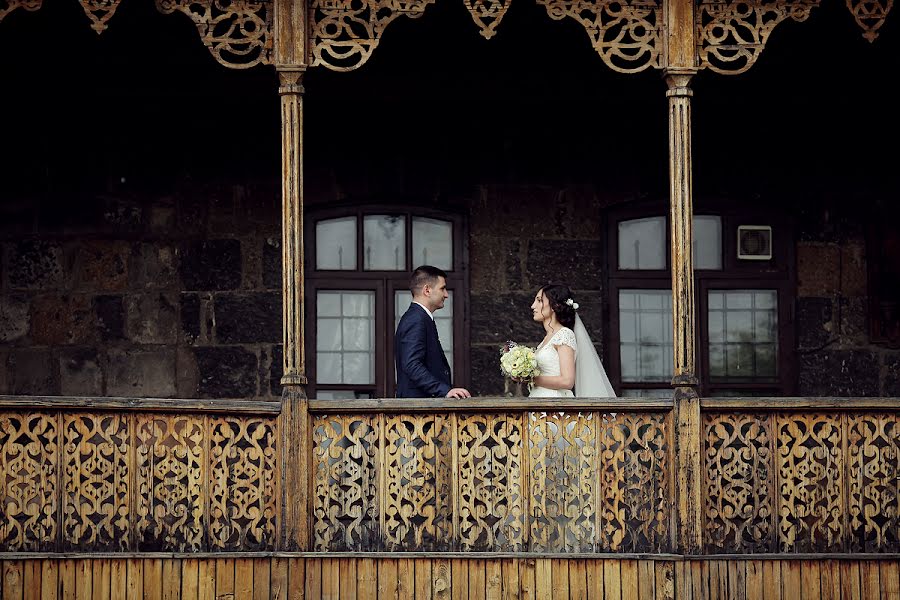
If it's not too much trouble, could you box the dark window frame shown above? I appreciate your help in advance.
[607,201,796,397]
[305,204,470,399]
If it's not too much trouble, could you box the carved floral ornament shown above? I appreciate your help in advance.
[0,0,893,72]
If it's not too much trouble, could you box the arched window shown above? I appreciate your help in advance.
[305,206,468,399]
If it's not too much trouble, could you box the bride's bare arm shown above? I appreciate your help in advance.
[532,344,576,390]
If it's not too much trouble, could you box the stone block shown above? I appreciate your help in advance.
[101,198,142,231]
[884,353,900,397]
[471,186,563,239]
[194,346,258,398]
[241,235,263,289]
[180,293,201,343]
[6,241,65,289]
[129,243,178,290]
[471,237,521,293]
[526,240,603,290]
[470,292,543,345]
[59,348,102,396]
[839,297,868,346]
[179,240,241,291]
[94,295,125,341]
[797,243,840,297]
[215,292,282,344]
[125,293,178,344]
[797,297,833,350]
[31,295,95,345]
[0,295,30,342]
[798,349,879,397]
[270,344,283,397]
[8,349,57,395]
[106,348,176,397]
[73,240,129,292]
[840,241,867,297]
[0,349,8,393]
[148,200,176,233]
[262,238,281,290]
[469,345,505,397]
[176,347,199,398]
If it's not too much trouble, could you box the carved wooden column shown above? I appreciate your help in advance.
[665,0,702,561]
[275,0,310,552]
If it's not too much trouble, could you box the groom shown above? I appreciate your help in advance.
[395,266,471,399]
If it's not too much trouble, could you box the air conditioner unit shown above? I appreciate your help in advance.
[737,225,773,260]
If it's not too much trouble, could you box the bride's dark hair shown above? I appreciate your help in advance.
[540,283,576,329]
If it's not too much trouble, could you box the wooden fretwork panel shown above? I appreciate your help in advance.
[598,412,670,552]
[457,413,525,551]
[383,415,453,551]
[312,415,380,551]
[0,412,58,551]
[62,413,131,551]
[208,416,277,550]
[703,413,774,553]
[135,414,206,551]
[776,413,844,552]
[528,411,598,552]
[848,413,900,552]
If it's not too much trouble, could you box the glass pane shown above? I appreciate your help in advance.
[343,352,372,384]
[316,291,376,386]
[618,217,666,270]
[622,388,671,398]
[364,215,406,270]
[395,290,454,379]
[342,292,374,317]
[317,352,342,384]
[316,217,357,270]
[316,390,372,400]
[707,289,778,381]
[413,217,453,271]
[316,318,342,352]
[693,216,722,270]
[619,290,673,383]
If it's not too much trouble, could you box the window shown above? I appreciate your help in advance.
[306,207,468,399]
[608,207,794,396]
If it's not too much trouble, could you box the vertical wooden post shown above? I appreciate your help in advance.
[279,66,307,393]
[664,0,702,560]
[275,0,310,551]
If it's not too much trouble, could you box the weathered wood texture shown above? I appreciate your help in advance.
[0,411,278,553]
[3,558,900,599]
[312,411,672,553]
[703,411,900,553]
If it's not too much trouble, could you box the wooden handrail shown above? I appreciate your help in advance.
[308,396,674,413]
[700,397,900,410]
[0,395,283,414]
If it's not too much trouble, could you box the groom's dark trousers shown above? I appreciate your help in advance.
[395,303,451,398]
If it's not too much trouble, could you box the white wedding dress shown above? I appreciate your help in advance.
[528,315,616,398]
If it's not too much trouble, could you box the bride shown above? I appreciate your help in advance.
[528,283,616,398]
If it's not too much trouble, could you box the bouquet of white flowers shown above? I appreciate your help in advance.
[499,341,540,390]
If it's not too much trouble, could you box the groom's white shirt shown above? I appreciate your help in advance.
[412,301,435,321]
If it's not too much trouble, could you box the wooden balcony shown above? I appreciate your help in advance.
[1,394,899,598]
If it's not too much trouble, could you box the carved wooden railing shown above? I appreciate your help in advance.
[702,397,900,555]
[0,396,281,553]
[308,398,674,553]
[3,394,900,557]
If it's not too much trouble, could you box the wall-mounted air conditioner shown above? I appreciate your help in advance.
[737,225,773,260]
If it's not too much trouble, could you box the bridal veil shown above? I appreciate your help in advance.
[573,314,616,397]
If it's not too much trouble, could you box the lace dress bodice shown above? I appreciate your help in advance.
[529,327,577,398]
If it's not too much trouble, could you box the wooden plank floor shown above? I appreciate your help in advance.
[1,558,899,599]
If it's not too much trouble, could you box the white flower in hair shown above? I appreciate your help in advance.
[565,298,579,310]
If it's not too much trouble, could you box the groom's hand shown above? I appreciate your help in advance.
[446,387,471,399]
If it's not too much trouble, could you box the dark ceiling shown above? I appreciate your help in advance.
[0,0,897,209]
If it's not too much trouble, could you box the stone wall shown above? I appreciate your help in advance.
[795,233,900,397]
[0,185,284,399]
[466,185,609,396]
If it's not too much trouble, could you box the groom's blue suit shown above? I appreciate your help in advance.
[395,303,452,398]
